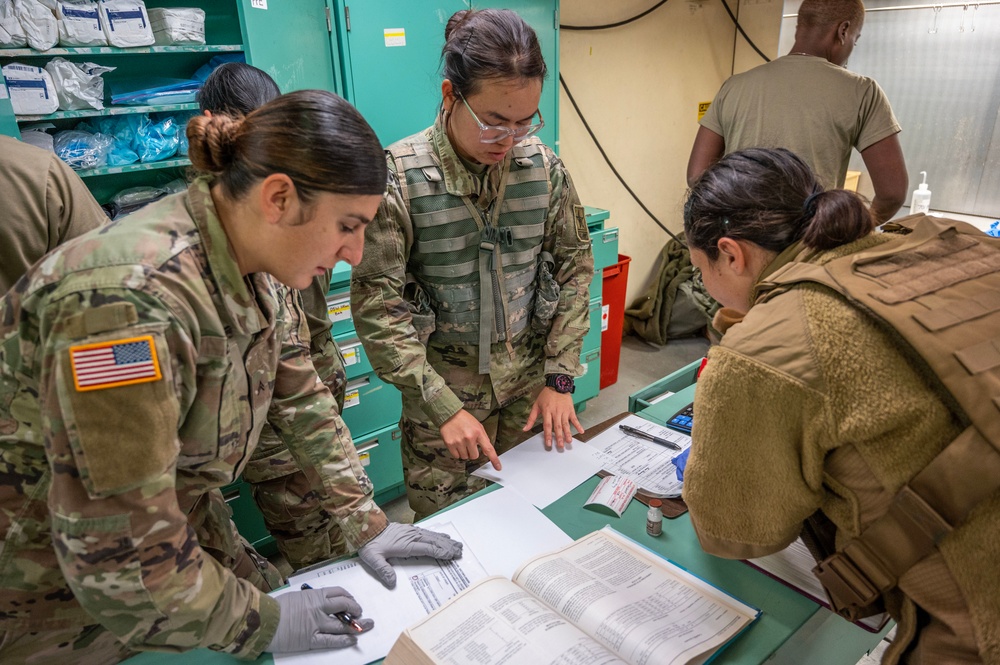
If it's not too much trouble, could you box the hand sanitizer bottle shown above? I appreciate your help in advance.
[910,171,931,215]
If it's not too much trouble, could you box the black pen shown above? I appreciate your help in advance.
[618,424,681,450]
[300,583,365,632]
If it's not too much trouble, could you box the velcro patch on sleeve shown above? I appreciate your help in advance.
[573,204,589,243]
[69,335,162,392]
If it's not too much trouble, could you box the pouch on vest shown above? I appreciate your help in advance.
[403,274,435,346]
[532,250,560,334]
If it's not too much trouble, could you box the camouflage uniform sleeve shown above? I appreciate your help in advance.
[350,163,464,428]
[541,147,594,377]
[38,289,279,659]
[267,289,389,548]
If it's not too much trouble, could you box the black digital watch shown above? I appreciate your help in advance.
[545,373,575,394]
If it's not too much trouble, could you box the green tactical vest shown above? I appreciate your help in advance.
[388,136,552,374]
[758,214,1000,621]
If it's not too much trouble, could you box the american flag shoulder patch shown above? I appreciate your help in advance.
[69,335,162,392]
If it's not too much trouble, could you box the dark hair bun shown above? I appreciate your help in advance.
[187,114,242,174]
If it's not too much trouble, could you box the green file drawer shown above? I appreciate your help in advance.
[581,297,603,355]
[585,206,609,233]
[353,423,405,505]
[221,479,277,558]
[573,348,601,407]
[334,333,373,380]
[326,288,354,337]
[628,358,702,414]
[591,227,620,271]
[341,372,402,440]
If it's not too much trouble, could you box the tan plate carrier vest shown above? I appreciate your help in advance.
[758,214,1000,621]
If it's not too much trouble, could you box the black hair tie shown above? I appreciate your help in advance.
[801,190,823,221]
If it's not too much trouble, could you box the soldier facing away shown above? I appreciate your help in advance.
[0,90,461,663]
[351,8,595,521]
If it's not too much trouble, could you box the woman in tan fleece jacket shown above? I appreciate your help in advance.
[681,148,998,664]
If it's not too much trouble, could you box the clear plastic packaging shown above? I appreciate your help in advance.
[44,57,114,110]
[53,129,112,169]
[135,113,179,162]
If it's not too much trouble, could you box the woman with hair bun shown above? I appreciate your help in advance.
[0,90,461,664]
[351,8,594,521]
[682,147,998,663]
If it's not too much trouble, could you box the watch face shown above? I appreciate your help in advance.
[549,374,574,393]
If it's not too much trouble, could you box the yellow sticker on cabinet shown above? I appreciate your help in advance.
[341,343,360,367]
[698,101,712,121]
[384,28,405,47]
[344,388,360,409]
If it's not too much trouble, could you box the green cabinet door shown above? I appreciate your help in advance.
[333,0,466,146]
[334,1,559,148]
[238,0,341,94]
[475,0,559,150]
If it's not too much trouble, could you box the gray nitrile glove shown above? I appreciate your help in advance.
[358,522,463,588]
[268,587,374,654]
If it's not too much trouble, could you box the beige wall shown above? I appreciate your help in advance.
[558,0,783,305]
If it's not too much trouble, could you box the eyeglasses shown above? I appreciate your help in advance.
[459,96,545,144]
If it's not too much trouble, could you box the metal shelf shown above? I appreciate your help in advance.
[0,44,242,58]
[16,102,200,123]
[76,157,191,178]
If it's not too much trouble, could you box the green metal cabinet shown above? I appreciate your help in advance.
[332,0,559,148]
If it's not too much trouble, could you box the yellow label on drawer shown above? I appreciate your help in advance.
[344,389,360,408]
[328,303,351,323]
[341,343,361,366]
[358,452,371,467]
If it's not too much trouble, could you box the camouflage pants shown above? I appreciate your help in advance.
[243,335,350,571]
[402,386,539,522]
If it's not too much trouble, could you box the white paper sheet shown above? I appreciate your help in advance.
[469,431,608,508]
[276,523,486,665]
[582,413,691,498]
[279,489,573,665]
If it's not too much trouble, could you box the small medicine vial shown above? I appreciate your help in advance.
[646,499,663,537]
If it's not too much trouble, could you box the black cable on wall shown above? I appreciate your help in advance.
[558,1,770,241]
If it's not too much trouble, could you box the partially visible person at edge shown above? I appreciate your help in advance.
[350,8,594,521]
[0,134,108,294]
[198,61,353,572]
[687,0,907,224]
[0,90,462,664]
[681,147,998,664]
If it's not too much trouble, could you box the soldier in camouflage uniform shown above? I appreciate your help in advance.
[197,62,353,571]
[351,9,594,521]
[0,90,461,663]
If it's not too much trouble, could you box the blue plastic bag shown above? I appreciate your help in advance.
[192,53,245,82]
[136,114,180,162]
[77,116,140,166]
[53,129,112,169]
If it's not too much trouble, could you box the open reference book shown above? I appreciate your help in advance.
[385,527,759,665]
